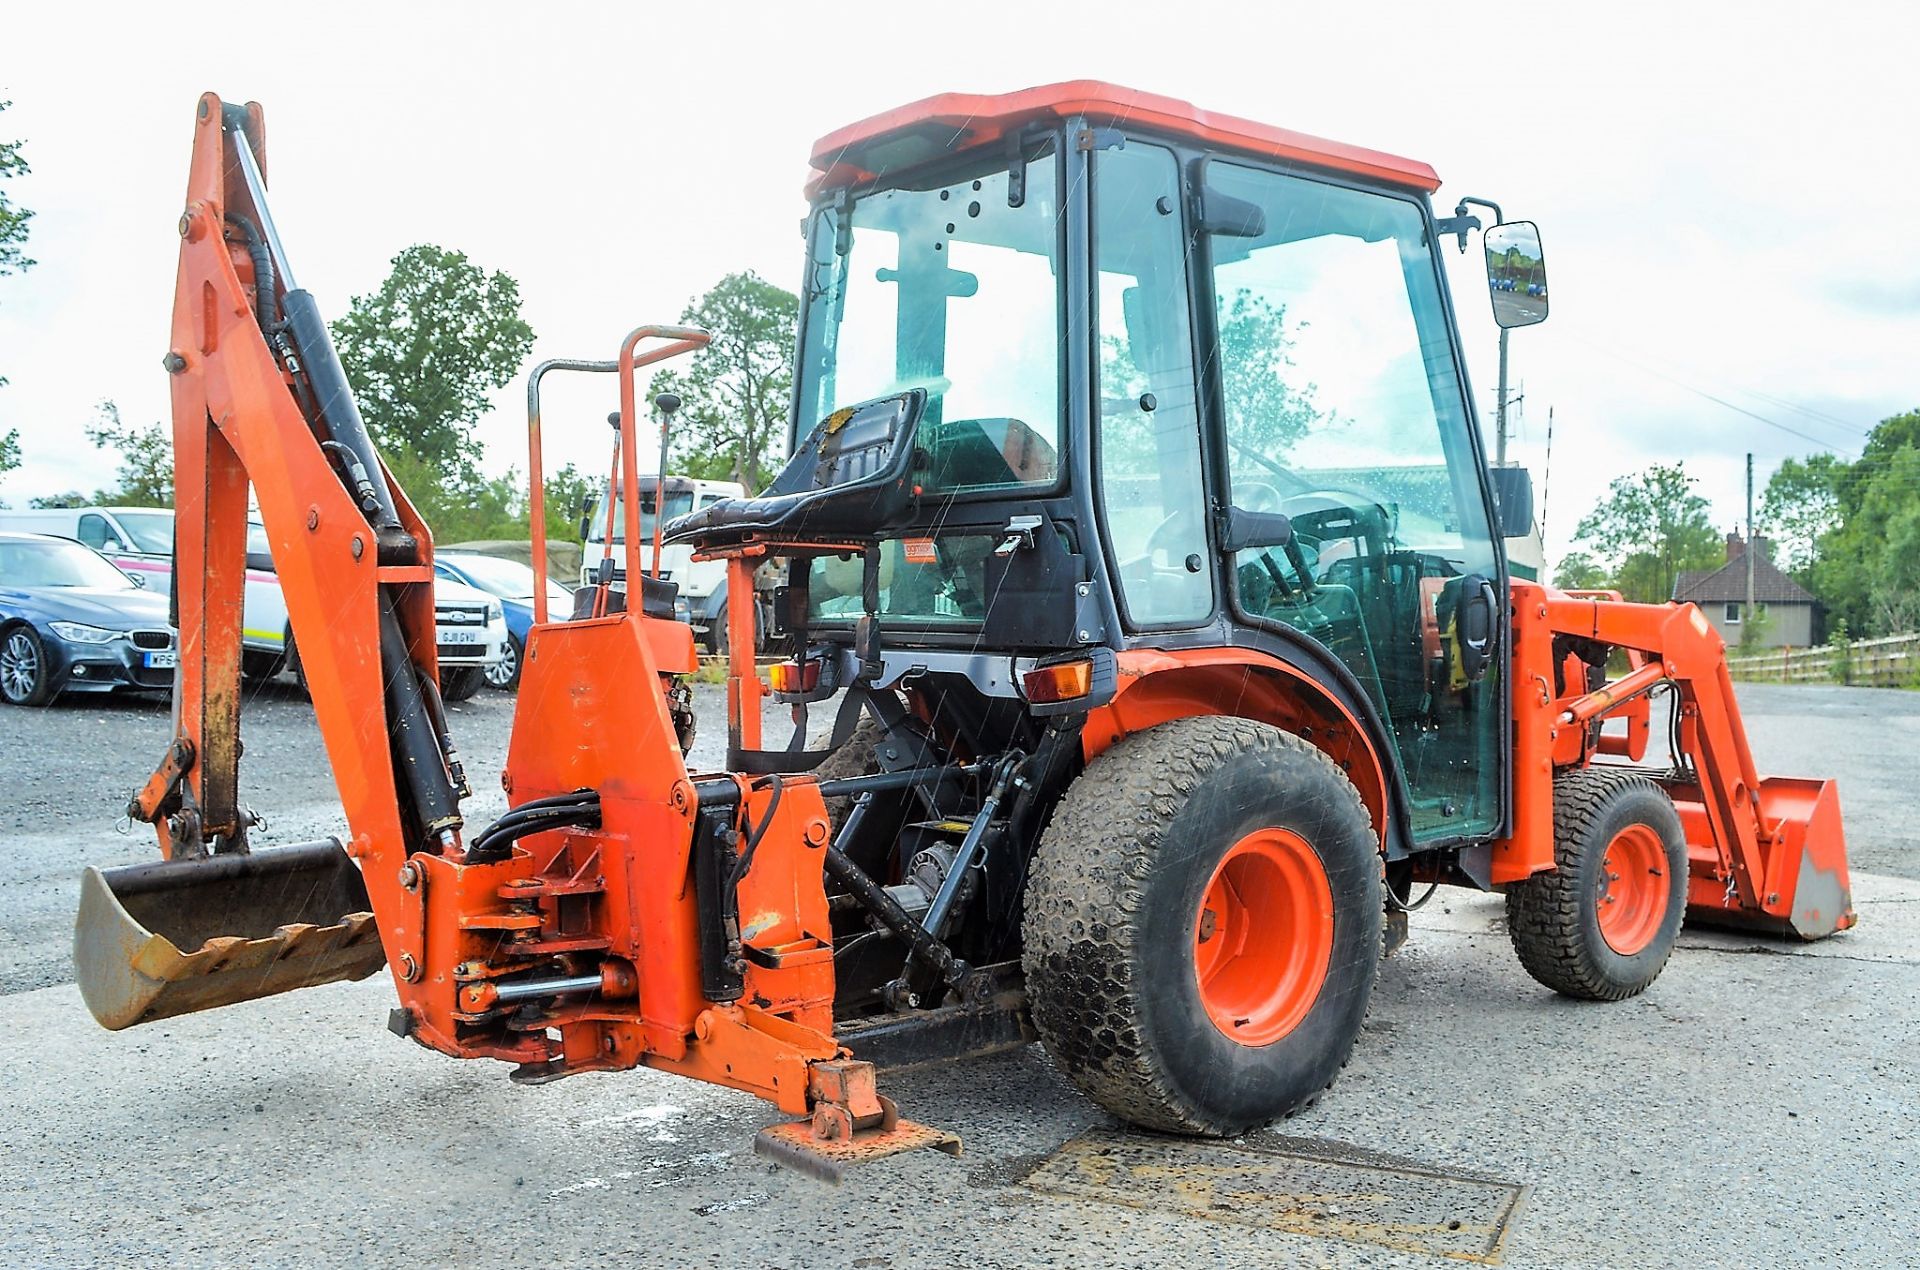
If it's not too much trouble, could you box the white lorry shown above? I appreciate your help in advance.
[0,506,508,698]
[579,475,771,651]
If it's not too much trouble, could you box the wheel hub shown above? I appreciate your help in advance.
[1192,827,1335,1047]
[1595,823,1669,956]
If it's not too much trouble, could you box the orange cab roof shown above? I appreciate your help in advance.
[808,80,1440,195]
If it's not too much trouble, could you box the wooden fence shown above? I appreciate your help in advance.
[1724,632,1920,687]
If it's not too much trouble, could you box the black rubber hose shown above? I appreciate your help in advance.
[223,214,276,328]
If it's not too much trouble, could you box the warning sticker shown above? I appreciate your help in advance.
[902,537,939,564]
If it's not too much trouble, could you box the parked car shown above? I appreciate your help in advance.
[433,551,571,690]
[0,507,508,699]
[0,531,177,706]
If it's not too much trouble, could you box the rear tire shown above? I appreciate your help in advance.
[1506,767,1687,1001]
[1023,716,1382,1136]
[241,649,285,684]
[0,624,56,706]
[441,666,485,702]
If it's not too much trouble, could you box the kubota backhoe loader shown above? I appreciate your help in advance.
[76,84,1854,1179]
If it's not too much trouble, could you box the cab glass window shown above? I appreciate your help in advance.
[1206,163,1502,839]
[798,144,1062,497]
[1094,143,1211,627]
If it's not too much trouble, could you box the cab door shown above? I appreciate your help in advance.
[1198,161,1505,843]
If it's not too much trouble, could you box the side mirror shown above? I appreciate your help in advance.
[1488,466,1536,538]
[129,572,147,589]
[577,493,598,542]
[1484,221,1548,328]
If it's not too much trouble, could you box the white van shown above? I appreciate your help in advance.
[579,476,744,648]
[0,506,507,699]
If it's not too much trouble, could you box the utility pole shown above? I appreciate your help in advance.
[1495,326,1510,467]
[1745,453,1756,639]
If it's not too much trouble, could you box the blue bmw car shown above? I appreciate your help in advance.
[0,531,177,706]
[433,552,572,690]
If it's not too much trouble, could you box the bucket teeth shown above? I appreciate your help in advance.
[74,839,388,1030]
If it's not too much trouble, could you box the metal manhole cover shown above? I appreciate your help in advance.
[1025,1128,1528,1263]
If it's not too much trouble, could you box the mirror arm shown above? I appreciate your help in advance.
[1439,196,1504,254]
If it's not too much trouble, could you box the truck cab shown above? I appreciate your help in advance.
[581,475,744,647]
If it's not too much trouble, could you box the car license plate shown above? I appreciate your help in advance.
[440,629,483,645]
[144,649,177,669]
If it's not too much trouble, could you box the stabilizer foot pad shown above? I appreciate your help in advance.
[753,1116,961,1184]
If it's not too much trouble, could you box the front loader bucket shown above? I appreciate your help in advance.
[1679,776,1856,941]
[75,838,387,1030]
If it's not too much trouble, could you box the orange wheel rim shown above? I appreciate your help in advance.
[1192,828,1335,1047]
[1596,824,1670,956]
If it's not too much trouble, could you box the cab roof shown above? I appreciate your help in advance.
[808,80,1440,196]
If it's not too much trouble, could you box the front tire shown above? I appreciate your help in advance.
[441,666,485,702]
[1023,716,1382,1136]
[1506,767,1687,1001]
[484,634,522,690]
[0,625,56,706]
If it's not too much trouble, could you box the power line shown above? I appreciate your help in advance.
[1558,333,1867,452]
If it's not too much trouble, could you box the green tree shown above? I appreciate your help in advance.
[0,427,17,475]
[1217,289,1324,463]
[650,271,797,493]
[331,244,535,491]
[1760,452,1844,584]
[1569,462,1721,603]
[541,461,597,541]
[1800,410,1920,633]
[0,99,35,390]
[86,400,173,506]
[29,491,85,509]
[1551,550,1609,590]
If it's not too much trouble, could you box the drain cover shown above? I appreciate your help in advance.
[1025,1128,1527,1263]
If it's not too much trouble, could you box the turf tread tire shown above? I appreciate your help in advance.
[1505,766,1687,1002]
[1022,716,1382,1136]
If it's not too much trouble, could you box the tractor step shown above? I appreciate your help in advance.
[74,837,387,1030]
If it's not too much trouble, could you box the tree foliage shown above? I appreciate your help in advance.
[649,272,797,493]
[328,244,536,541]
[1807,410,1920,635]
[331,244,534,487]
[0,427,17,476]
[86,401,173,506]
[1217,289,1324,462]
[1568,462,1721,603]
[1759,453,1843,584]
[0,99,34,391]
[1551,550,1608,591]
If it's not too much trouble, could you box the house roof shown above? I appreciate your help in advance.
[1674,554,1815,605]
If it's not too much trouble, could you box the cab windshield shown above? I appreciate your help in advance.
[796,141,1063,498]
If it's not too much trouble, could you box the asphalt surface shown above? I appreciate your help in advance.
[0,677,1915,1266]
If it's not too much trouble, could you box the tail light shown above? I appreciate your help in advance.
[768,658,821,695]
[1022,659,1092,704]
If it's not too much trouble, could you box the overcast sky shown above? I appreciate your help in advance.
[3,2,1915,563]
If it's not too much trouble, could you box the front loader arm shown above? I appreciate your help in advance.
[1498,583,1853,940]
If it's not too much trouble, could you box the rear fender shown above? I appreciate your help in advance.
[1082,649,1391,850]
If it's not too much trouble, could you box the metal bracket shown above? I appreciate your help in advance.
[752,1058,961,1183]
[993,514,1043,557]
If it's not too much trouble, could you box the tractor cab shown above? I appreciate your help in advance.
[671,82,1537,862]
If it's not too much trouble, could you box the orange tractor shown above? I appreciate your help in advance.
[77,84,1854,1178]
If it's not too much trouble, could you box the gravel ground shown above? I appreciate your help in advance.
[1,677,1912,998]
[0,675,1915,1266]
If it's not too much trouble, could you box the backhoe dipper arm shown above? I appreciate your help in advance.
[149,98,460,891]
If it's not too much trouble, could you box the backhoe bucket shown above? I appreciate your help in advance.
[75,838,387,1030]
